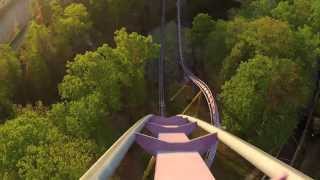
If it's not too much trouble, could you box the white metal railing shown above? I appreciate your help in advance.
[80,114,313,179]
[179,115,313,180]
[80,114,152,180]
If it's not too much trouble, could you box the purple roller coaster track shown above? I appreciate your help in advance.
[80,0,314,179]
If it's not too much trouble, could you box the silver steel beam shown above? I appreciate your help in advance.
[179,115,313,180]
[80,115,152,180]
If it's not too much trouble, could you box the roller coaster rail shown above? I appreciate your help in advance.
[158,0,166,116]
[80,0,313,179]
[176,0,220,165]
[80,115,152,180]
[80,114,312,180]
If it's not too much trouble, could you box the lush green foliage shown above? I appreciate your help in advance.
[221,55,307,150]
[239,0,320,32]
[0,110,96,179]
[1,0,320,178]
[189,0,320,151]
[272,0,320,31]
[190,13,215,47]
[52,29,158,139]
[1,6,158,177]
[20,22,52,102]
[0,45,21,120]
[1,0,159,175]
[221,17,297,81]
[19,2,92,103]
[17,137,96,180]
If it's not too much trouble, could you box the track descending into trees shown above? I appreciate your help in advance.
[156,0,221,165]
[158,0,166,116]
[80,1,313,180]
[176,0,220,166]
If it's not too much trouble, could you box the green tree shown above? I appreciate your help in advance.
[49,3,92,86]
[0,44,21,120]
[0,111,55,172]
[54,29,158,139]
[19,22,53,103]
[50,93,106,138]
[272,0,312,28]
[220,17,295,82]
[236,0,279,18]
[220,55,308,151]
[59,44,124,108]
[17,137,96,180]
[310,0,320,32]
[190,13,215,48]
[293,25,320,71]
[113,29,159,115]
[20,3,92,103]
[52,3,92,53]
[0,110,97,179]
[270,0,320,32]
[201,20,234,88]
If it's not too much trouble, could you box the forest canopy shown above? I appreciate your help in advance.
[189,0,320,152]
[1,0,319,179]
[0,21,158,179]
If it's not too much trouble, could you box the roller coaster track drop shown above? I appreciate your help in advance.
[80,0,313,179]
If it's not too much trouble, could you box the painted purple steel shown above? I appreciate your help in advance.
[135,133,217,156]
[145,122,197,136]
[155,133,215,180]
[176,0,220,166]
[135,116,216,179]
[149,115,188,125]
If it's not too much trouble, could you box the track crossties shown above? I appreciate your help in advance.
[135,115,217,180]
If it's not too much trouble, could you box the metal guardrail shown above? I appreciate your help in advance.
[80,115,152,180]
[179,115,313,180]
[80,114,312,179]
